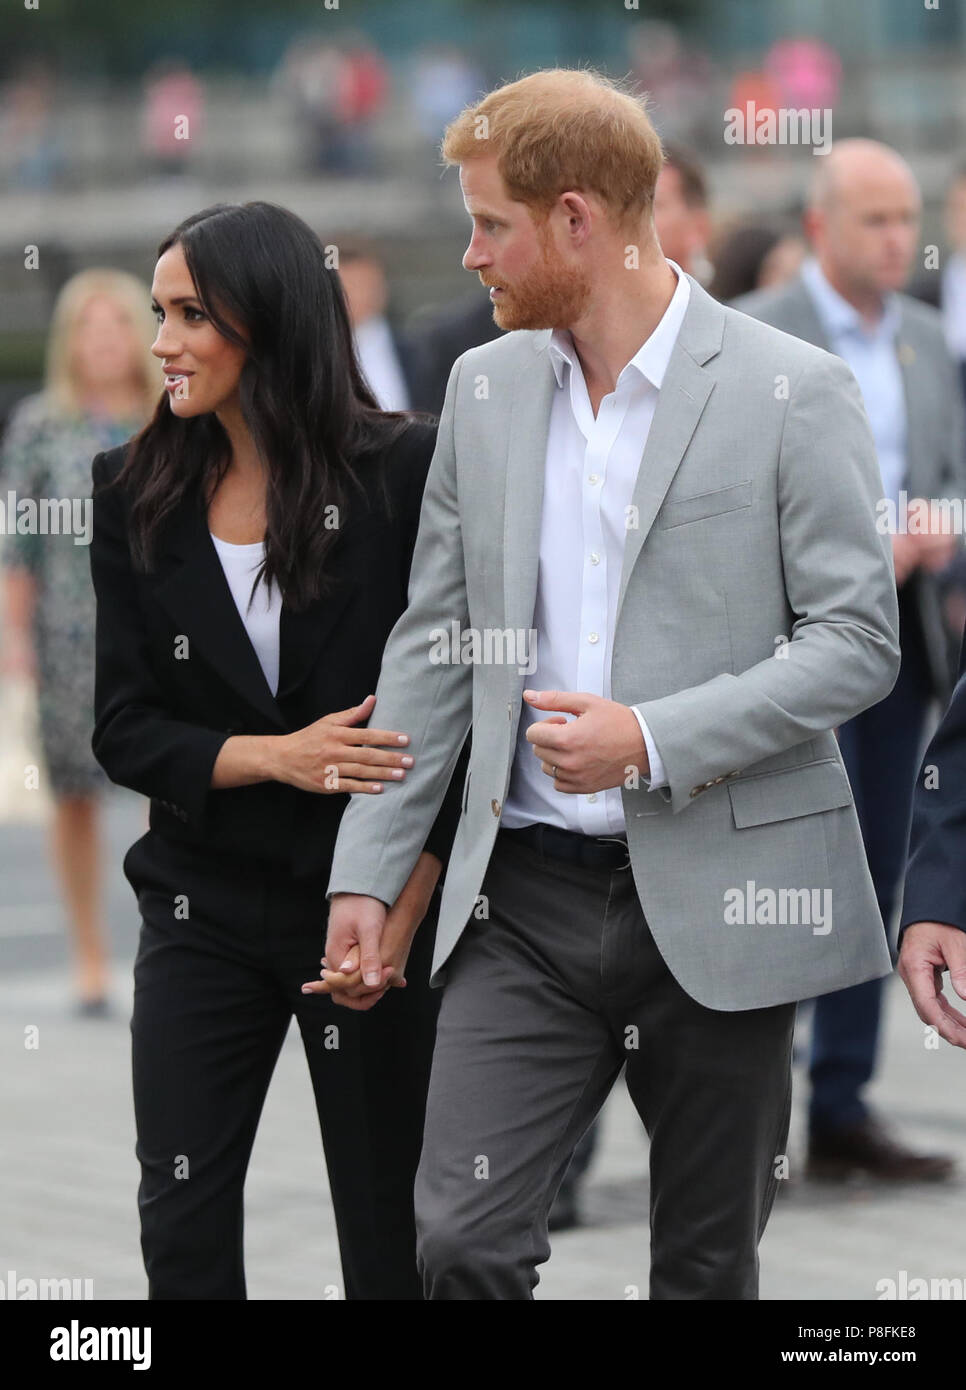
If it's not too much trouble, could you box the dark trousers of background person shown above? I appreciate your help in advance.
[808,614,934,1137]
[415,830,797,1300]
[124,828,439,1300]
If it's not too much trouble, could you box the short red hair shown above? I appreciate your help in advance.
[441,68,664,232]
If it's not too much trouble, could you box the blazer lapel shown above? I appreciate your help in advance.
[151,481,357,729]
[502,346,557,638]
[895,310,928,496]
[616,279,722,625]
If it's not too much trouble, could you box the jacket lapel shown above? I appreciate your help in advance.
[150,480,356,730]
[616,278,722,625]
[895,311,928,496]
[787,275,926,495]
[781,276,831,352]
[502,346,557,639]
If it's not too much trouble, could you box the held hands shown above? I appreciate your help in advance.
[523,689,649,792]
[898,922,966,1050]
[301,853,442,1012]
[277,693,413,795]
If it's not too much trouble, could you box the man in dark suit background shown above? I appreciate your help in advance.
[909,162,966,406]
[337,235,505,419]
[336,236,425,412]
[900,625,966,1049]
[737,137,966,1182]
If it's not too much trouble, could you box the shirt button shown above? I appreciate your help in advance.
[587,473,600,485]
[589,552,600,565]
[587,793,598,803]
[588,632,599,644]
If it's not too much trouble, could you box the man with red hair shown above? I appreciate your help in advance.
[317,69,900,1299]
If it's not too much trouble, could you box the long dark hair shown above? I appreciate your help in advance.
[109,201,416,610]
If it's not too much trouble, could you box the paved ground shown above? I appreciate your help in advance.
[2,788,965,1301]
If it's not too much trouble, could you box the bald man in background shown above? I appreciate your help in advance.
[737,139,966,1183]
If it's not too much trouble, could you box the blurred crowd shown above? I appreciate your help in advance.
[0,21,955,190]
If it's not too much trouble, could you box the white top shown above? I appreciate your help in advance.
[800,257,906,511]
[501,259,691,837]
[209,531,282,697]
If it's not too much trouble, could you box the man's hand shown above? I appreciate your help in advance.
[892,533,919,587]
[314,893,389,993]
[301,854,442,1012]
[894,499,960,585]
[898,921,966,1050]
[523,689,648,793]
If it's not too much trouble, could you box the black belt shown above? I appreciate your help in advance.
[500,822,632,871]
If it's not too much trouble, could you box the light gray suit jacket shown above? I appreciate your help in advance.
[327,275,900,1010]
[735,274,966,704]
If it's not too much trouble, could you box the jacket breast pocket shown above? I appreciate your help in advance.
[728,757,854,829]
[658,480,752,530]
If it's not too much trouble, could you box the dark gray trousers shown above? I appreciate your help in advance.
[415,829,796,1299]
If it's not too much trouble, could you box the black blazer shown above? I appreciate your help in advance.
[900,623,966,945]
[89,419,467,883]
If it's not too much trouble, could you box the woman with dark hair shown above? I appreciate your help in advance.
[88,201,465,1299]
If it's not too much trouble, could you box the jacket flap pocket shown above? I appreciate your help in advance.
[728,758,853,829]
[658,480,752,529]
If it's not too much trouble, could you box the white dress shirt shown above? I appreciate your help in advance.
[353,315,411,412]
[800,257,907,510]
[209,533,282,697]
[501,259,691,835]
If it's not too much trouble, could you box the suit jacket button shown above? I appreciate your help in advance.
[491,799,501,816]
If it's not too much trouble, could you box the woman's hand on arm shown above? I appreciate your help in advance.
[215,692,417,794]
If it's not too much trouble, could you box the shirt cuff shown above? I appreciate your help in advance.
[630,706,668,790]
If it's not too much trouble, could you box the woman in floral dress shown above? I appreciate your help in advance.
[0,269,157,1010]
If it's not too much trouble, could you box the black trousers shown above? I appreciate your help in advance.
[124,829,439,1300]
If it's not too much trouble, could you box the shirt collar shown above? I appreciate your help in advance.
[547,258,691,390]
[800,256,901,341]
